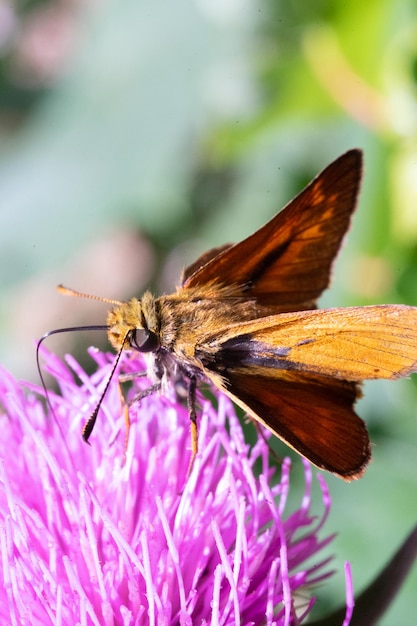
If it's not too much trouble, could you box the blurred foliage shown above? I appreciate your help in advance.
[1,0,417,622]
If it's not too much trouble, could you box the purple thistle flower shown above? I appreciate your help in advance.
[0,348,352,625]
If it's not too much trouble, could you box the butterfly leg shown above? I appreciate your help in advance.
[127,382,162,406]
[121,398,130,466]
[109,382,160,462]
[186,374,198,478]
[118,370,148,383]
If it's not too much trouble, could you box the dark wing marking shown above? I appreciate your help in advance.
[210,368,369,480]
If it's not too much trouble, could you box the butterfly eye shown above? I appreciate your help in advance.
[130,329,160,353]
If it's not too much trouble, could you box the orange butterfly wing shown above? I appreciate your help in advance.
[183,149,362,310]
[201,305,417,382]
[198,304,417,478]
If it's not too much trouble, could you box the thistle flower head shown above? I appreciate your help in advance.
[0,348,352,625]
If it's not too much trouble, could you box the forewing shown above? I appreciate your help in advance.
[183,149,362,310]
[203,305,417,382]
[181,244,232,284]
[210,368,370,480]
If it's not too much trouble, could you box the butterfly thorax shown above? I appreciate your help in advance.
[158,285,262,362]
[106,285,261,373]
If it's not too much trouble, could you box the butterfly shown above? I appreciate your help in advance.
[50,149,417,480]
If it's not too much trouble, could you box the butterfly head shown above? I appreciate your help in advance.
[107,291,161,354]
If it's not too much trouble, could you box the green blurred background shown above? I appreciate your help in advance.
[1,0,417,622]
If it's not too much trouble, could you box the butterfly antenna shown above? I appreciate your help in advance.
[57,284,123,305]
[82,332,130,443]
[37,285,127,438]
